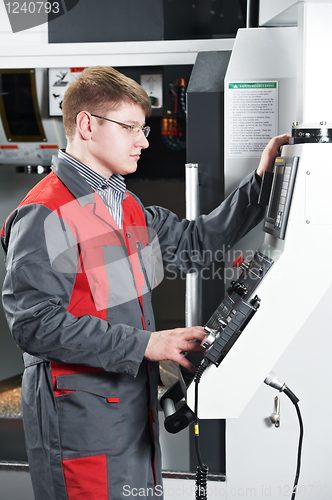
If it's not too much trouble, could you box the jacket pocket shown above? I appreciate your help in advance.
[62,454,108,500]
[55,372,123,457]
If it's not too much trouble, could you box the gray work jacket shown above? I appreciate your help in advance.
[1,155,264,499]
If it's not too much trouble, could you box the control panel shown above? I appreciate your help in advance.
[160,157,300,432]
[201,251,274,366]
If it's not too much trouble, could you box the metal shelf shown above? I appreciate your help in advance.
[0,38,234,69]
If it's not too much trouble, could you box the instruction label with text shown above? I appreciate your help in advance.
[227,82,278,157]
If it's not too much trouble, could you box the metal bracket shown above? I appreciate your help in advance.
[269,395,280,428]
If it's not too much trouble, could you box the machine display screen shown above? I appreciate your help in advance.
[266,165,284,221]
[263,157,299,239]
[0,69,46,142]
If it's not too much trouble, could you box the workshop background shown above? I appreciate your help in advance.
[1,1,332,499]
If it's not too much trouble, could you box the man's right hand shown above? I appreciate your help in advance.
[144,326,206,372]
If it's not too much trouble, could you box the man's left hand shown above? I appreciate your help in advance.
[256,134,291,178]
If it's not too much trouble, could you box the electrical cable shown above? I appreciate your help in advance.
[193,360,210,500]
[264,372,304,500]
[192,362,303,500]
[291,402,304,500]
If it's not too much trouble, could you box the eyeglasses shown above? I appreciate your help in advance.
[91,114,150,138]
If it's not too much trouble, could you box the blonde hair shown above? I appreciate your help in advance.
[62,66,152,140]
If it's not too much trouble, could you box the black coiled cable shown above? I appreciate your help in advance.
[195,464,209,500]
[194,360,210,500]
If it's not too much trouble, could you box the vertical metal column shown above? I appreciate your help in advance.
[185,50,230,475]
[186,50,230,325]
[185,163,201,327]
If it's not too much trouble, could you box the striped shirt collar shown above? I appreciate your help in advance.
[58,149,126,194]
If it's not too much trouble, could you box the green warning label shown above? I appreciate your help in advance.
[229,82,277,89]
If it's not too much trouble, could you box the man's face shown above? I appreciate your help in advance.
[87,101,149,179]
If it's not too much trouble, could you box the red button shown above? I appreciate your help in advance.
[232,255,245,268]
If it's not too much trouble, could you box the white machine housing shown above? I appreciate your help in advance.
[187,1,332,420]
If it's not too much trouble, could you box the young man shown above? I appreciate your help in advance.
[1,66,289,499]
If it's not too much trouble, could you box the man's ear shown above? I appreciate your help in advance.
[76,111,92,140]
